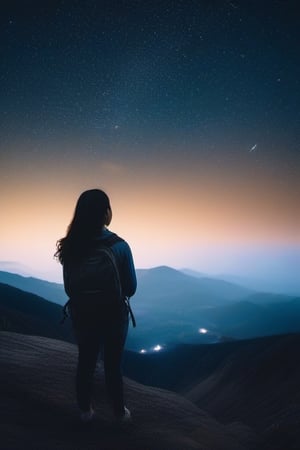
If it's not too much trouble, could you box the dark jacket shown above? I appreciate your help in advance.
[62,228,137,300]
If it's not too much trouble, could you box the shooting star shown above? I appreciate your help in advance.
[249,144,257,152]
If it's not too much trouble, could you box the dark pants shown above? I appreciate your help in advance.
[71,296,129,416]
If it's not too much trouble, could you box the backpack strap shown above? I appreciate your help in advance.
[101,234,137,328]
[60,298,70,324]
[124,297,136,328]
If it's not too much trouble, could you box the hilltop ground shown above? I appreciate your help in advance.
[0,331,256,450]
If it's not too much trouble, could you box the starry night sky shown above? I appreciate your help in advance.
[0,0,299,286]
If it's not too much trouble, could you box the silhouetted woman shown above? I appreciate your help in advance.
[55,189,136,423]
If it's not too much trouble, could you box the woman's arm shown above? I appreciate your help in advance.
[113,240,137,298]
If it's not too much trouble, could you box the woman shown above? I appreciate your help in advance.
[55,189,137,423]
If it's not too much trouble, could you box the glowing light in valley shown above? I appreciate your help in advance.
[153,345,163,352]
[140,349,147,354]
[198,328,208,334]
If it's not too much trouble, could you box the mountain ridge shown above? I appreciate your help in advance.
[0,282,73,343]
[0,270,67,305]
[1,278,299,351]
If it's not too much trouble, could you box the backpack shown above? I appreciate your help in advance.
[61,234,136,327]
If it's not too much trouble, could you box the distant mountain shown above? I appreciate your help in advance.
[201,298,300,339]
[126,294,300,351]
[127,266,298,349]
[0,271,67,305]
[181,268,208,278]
[0,266,254,349]
[125,266,254,349]
[0,266,252,311]
[183,268,300,296]
[242,292,296,304]
[216,272,300,296]
[1,267,299,351]
[135,266,252,307]
[0,283,73,343]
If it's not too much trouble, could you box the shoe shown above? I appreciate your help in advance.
[80,407,95,423]
[117,406,131,424]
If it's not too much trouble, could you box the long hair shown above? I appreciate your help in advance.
[55,189,111,264]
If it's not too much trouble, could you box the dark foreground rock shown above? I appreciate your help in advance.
[125,334,300,450]
[0,331,256,450]
[184,334,300,449]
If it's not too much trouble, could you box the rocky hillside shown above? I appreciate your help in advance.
[0,331,255,450]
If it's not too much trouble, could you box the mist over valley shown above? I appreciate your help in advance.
[1,266,299,353]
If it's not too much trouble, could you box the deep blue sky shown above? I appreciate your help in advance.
[1,0,299,149]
